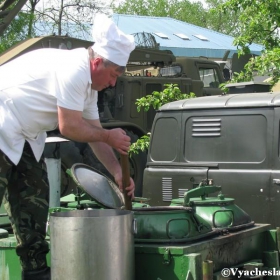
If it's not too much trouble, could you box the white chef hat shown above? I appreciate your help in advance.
[92,14,135,66]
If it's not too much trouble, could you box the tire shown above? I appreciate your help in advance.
[80,130,147,197]
[123,130,147,197]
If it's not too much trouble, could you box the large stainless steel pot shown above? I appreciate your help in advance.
[50,209,134,280]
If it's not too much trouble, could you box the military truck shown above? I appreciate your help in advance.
[142,91,280,228]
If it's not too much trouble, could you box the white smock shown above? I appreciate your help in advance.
[0,48,99,165]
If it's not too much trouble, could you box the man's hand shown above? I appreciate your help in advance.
[114,172,135,200]
[105,128,131,154]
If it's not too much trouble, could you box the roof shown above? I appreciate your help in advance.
[159,92,280,111]
[112,14,263,59]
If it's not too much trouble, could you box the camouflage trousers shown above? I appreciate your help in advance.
[0,142,49,271]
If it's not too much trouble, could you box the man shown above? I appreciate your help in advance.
[0,14,135,280]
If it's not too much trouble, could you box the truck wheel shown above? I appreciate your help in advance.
[80,130,147,197]
[124,130,147,197]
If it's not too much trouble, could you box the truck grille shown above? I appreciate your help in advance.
[162,177,172,201]
[192,118,221,137]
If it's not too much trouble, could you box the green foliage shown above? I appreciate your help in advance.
[111,0,238,36]
[129,84,196,155]
[136,84,196,112]
[129,133,151,155]
[0,12,33,54]
[218,82,229,93]
[205,0,240,36]
[221,0,280,84]
[229,48,280,88]
[111,0,204,24]
[222,0,280,49]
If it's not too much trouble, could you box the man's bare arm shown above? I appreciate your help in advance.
[57,106,130,154]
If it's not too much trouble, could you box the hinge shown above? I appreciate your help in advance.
[163,248,171,265]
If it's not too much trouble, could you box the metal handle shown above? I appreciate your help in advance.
[46,220,50,237]
[117,94,124,108]
[166,218,190,239]
[184,184,222,206]
[120,154,132,210]
[133,218,137,235]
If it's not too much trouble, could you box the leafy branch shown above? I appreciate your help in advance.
[136,83,196,112]
[129,84,196,155]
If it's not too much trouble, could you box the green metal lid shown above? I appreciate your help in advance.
[182,182,236,206]
[188,196,235,206]
[171,196,234,207]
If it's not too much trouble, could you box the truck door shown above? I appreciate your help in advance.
[196,63,224,96]
[270,107,280,227]
[183,108,273,226]
[142,111,215,205]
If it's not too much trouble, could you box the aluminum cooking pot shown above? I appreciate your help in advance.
[171,181,254,231]
[133,206,218,243]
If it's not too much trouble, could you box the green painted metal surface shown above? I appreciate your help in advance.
[134,224,273,280]
[0,224,277,280]
[0,234,50,280]
[171,193,252,230]
[0,204,278,280]
[133,207,214,243]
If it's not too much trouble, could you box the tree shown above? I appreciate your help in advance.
[0,0,28,36]
[111,0,207,27]
[111,0,239,37]
[204,0,240,36]
[34,0,108,37]
[0,0,111,54]
[221,0,280,85]
[26,0,40,36]
[0,11,32,53]
[0,0,32,53]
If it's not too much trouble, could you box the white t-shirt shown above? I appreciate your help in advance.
[0,48,99,165]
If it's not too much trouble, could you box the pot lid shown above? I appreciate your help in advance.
[172,196,234,207]
[69,163,124,209]
[183,181,236,206]
[188,195,234,206]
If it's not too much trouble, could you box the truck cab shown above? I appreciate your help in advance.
[160,56,224,96]
[143,92,280,227]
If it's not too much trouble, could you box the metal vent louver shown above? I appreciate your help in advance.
[192,118,221,137]
[178,189,188,198]
[162,177,172,202]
